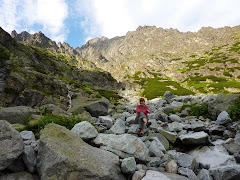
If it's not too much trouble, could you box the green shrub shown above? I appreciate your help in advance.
[191,103,208,118]
[223,71,232,77]
[0,49,10,60]
[23,114,88,138]
[228,97,240,121]
[182,103,211,119]
[97,89,123,101]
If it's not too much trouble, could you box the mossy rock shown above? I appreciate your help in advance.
[37,123,125,180]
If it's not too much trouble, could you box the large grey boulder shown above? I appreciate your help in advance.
[37,123,126,180]
[190,121,207,132]
[0,120,24,171]
[216,111,232,125]
[121,157,136,174]
[179,131,210,145]
[169,114,182,122]
[0,106,38,124]
[142,170,190,180]
[71,121,98,141]
[188,145,236,168]
[176,153,199,171]
[109,119,126,134]
[92,133,149,162]
[84,98,109,117]
[209,165,240,180]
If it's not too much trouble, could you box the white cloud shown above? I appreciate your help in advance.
[74,0,240,41]
[0,0,68,43]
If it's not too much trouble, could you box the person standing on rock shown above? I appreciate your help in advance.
[136,98,151,136]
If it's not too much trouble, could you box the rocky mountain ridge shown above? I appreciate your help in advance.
[11,25,240,100]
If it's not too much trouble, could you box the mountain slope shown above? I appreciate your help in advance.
[11,25,240,99]
[0,27,122,108]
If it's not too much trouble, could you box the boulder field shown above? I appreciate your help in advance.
[1,92,240,180]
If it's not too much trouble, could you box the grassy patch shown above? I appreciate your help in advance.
[21,114,88,138]
[228,96,240,121]
[185,75,235,94]
[97,89,123,101]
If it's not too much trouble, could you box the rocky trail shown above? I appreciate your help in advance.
[1,91,240,180]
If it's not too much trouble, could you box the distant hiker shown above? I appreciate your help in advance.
[135,98,151,136]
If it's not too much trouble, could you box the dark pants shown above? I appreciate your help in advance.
[135,112,148,129]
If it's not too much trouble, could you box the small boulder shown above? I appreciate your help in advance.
[71,121,98,141]
[216,111,232,125]
[179,131,210,145]
[158,128,178,144]
[121,157,136,174]
[178,167,198,180]
[165,160,178,174]
[84,98,109,117]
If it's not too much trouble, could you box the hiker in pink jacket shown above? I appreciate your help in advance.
[136,98,151,136]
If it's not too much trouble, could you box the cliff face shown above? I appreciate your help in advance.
[11,25,240,99]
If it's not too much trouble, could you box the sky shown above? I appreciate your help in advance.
[1,0,240,48]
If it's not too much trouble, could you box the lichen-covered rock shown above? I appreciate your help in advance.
[0,120,24,171]
[92,133,149,162]
[158,128,178,143]
[0,172,37,180]
[37,123,126,180]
